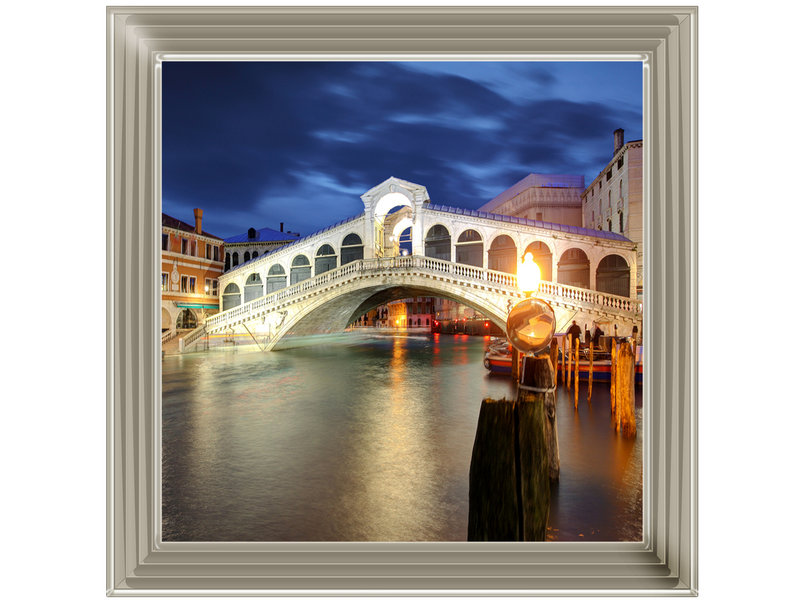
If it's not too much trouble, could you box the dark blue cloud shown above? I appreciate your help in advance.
[162,61,642,238]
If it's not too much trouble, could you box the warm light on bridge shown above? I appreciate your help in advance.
[517,252,541,297]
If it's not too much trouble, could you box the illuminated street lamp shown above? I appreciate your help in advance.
[506,253,556,358]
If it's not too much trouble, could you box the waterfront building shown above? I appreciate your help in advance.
[223,224,300,271]
[161,209,225,334]
[388,298,435,330]
[582,129,644,298]
[476,173,585,227]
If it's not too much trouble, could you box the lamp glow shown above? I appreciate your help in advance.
[518,252,541,297]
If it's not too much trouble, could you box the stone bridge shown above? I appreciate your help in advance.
[177,177,643,352]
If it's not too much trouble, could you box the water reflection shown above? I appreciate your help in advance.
[162,334,641,542]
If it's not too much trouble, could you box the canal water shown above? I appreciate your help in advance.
[162,333,642,542]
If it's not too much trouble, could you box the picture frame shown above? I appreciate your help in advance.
[107,5,697,595]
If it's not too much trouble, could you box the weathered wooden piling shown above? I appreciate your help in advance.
[511,350,520,381]
[522,354,560,483]
[610,341,618,414]
[588,342,594,401]
[550,339,559,388]
[562,336,568,386]
[468,355,553,541]
[616,344,637,437]
[574,338,580,408]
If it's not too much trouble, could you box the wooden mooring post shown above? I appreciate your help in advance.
[549,339,559,388]
[468,355,554,541]
[587,342,594,402]
[562,336,567,386]
[610,340,618,414]
[574,338,580,408]
[615,343,637,437]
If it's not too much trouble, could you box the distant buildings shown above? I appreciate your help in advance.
[223,224,300,271]
[477,173,585,227]
[161,209,225,334]
[582,129,643,298]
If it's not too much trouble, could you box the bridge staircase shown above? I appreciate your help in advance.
[176,256,643,353]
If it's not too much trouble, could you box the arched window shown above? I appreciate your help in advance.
[244,273,263,302]
[290,255,311,285]
[596,254,630,297]
[488,235,517,274]
[424,225,451,261]
[244,251,251,262]
[232,252,239,267]
[222,283,241,310]
[557,248,590,289]
[455,229,483,267]
[248,227,257,239]
[619,180,623,197]
[315,244,337,275]
[341,233,364,265]
[619,210,624,233]
[266,264,287,293]
[225,252,231,271]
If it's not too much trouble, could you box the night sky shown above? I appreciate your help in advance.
[162,61,642,240]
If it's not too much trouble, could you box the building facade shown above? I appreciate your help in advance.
[582,129,644,298]
[161,209,225,334]
[223,224,300,271]
[477,173,585,227]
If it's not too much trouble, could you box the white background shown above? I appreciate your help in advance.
[3,1,800,601]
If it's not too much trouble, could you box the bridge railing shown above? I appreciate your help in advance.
[209,255,639,330]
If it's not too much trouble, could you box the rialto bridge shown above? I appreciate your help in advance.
[178,177,642,352]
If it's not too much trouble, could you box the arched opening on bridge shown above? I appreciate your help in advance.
[244,273,263,302]
[596,254,630,297]
[266,264,287,293]
[488,234,517,274]
[315,244,338,275]
[375,193,414,258]
[222,283,241,310]
[161,307,171,332]
[557,248,590,288]
[524,240,552,282]
[424,224,451,260]
[176,308,197,329]
[455,229,483,267]
[290,254,311,285]
[340,233,364,265]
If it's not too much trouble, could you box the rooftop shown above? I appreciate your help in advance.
[478,173,586,214]
[161,213,222,240]
[225,227,301,244]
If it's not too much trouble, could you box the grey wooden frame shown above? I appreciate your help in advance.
[107,6,697,595]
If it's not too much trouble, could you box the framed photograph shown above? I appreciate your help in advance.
[107,6,696,595]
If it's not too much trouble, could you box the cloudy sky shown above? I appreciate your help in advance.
[162,61,642,240]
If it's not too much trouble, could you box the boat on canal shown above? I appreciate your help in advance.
[483,337,643,383]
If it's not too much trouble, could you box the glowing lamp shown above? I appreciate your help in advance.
[506,297,556,356]
[517,252,541,297]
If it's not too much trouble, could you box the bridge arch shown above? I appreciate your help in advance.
[340,233,364,265]
[558,248,590,289]
[455,228,483,267]
[488,234,517,274]
[290,254,311,285]
[222,282,241,310]
[244,273,263,302]
[266,263,287,293]
[315,243,338,275]
[596,253,631,297]
[424,224,451,260]
[523,239,553,282]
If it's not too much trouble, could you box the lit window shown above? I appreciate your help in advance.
[181,275,188,292]
[161,273,168,291]
[212,280,219,296]
[189,277,196,293]
[205,278,211,295]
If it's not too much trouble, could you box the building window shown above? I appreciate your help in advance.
[205,243,211,260]
[161,273,168,291]
[181,275,188,292]
[617,156,624,170]
[592,210,595,221]
[162,234,169,251]
[214,246,220,262]
[608,191,612,207]
[536,212,543,221]
[205,278,211,295]
[212,280,219,296]
[181,238,188,254]
[189,277,196,293]
[620,180,623,197]
[190,240,196,256]
[606,169,612,181]
[607,219,612,232]
[619,211,624,233]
